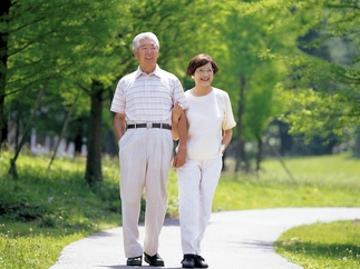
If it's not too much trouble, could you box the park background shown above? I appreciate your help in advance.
[0,0,359,268]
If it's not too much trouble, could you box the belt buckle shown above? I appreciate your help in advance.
[146,122,152,129]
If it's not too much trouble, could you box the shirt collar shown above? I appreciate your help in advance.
[135,64,161,78]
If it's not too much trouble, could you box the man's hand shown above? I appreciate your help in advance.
[114,113,126,143]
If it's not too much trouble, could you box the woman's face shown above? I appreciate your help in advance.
[193,62,214,88]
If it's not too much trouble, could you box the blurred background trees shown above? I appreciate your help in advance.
[1,0,359,184]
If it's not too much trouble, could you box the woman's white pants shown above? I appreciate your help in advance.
[177,155,222,255]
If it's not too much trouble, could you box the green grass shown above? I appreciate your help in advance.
[0,222,84,268]
[0,151,359,268]
[213,154,360,210]
[274,220,360,269]
[0,152,121,269]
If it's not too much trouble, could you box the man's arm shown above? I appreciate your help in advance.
[114,113,126,143]
[171,103,183,140]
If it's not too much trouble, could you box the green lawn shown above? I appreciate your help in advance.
[275,220,360,269]
[213,154,360,210]
[0,151,359,268]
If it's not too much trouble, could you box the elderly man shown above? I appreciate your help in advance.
[110,32,187,267]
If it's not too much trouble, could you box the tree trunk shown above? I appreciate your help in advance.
[255,135,262,172]
[84,80,103,186]
[9,88,44,178]
[0,0,11,155]
[276,120,293,156]
[265,138,296,183]
[47,94,78,171]
[235,74,248,172]
[353,126,360,158]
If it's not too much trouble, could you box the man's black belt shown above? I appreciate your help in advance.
[127,123,172,130]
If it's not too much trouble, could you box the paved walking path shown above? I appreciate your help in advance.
[50,207,360,269]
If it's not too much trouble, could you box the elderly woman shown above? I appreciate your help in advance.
[172,54,236,268]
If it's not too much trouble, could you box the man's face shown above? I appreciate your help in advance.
[134,38,159,73]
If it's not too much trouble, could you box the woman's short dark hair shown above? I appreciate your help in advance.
[186,54,219,76]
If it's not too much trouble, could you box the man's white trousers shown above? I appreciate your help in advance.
[119,128,173,258]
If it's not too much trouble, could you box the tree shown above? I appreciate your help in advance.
[2,0,136,184]
[259,0,360,148]
[203,3,290,172]
[0,0,11,154]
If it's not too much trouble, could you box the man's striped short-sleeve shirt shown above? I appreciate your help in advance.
[110,65,187,125]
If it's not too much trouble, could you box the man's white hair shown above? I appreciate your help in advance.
[132,32,160,51]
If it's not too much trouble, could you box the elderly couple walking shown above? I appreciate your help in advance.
[110,32,236,268]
